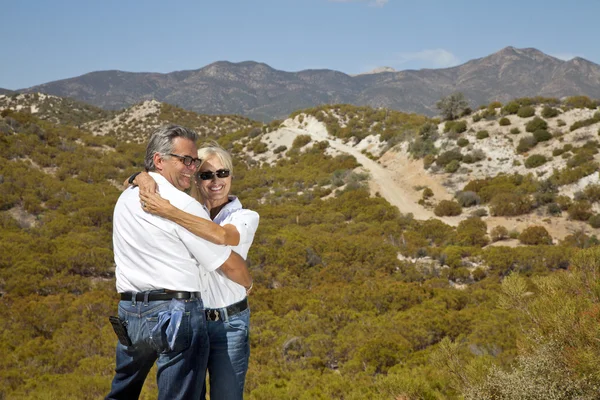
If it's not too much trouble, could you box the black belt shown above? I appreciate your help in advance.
[205,298,248,321]
[120,291,201,301]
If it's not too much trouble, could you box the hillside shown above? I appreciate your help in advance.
[2,94,600,399]
[20,47,600,121]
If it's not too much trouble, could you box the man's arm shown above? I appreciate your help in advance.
[218,251,252,288]
[141,190,240,245]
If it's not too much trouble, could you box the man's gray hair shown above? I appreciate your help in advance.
[145,124,199,171]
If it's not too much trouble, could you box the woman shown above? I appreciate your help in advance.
[133,143,259,400]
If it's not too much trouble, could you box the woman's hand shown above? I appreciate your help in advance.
[140,191,174,218]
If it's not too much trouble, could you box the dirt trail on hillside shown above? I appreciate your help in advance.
[273,119,595,241]
[279,126,459,225]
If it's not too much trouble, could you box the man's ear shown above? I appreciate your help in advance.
[153,153,164,172]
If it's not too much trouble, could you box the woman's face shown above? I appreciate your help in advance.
[195,154,232,205]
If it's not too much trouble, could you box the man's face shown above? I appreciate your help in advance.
[155,137,198,190]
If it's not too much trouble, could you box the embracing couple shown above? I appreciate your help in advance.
[106,124,259,400]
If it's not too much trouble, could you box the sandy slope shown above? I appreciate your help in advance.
[262,115,598,241]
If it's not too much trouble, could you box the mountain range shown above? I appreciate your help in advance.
[17,46,600,121]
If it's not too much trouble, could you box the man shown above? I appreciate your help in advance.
[106,125,251,400]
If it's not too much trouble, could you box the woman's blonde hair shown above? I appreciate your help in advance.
[190,141,233,201]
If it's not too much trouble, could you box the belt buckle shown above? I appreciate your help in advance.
[207,309,220,321]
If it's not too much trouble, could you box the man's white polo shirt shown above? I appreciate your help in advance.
[113,172,232,293]
[200,196,259,308]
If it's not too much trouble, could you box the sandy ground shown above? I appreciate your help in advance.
[262,114,600,242]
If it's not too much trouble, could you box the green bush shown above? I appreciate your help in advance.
[517,136,537,153]
[533,129,552,142]
[422,187,434,199]
[444,159,460,173]
[292,134,312,148]
[490,193,534,216]
[557,119,566,127]
[570,114,600,131]
[588,214,600,228]
[472,114,482,123]
[517,106,536,118]
[499,117,511,126]
[510,127,521,135]
[436,150,463,167]
[457,137,469,147]
[568,200,593,221]
[541,106,559,118]
[524,154,548,168]
[519,225,553,245]
[564,95,597,109]
[455,191,481,207]
[490,225,509,242]
[444,120,467,134]
[502,102,520,115]
[525,117,548,133]
[476,130,489,139]
[434,200,462,216]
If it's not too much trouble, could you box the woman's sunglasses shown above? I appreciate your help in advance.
[197,169,231,181]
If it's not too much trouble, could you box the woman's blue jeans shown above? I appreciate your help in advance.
[106,296,209,400]
[203,308,250,400]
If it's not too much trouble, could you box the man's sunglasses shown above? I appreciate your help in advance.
[197,169,231,181]
[168,153,202,168]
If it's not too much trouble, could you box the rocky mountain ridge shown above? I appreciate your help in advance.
[16,47,600,121]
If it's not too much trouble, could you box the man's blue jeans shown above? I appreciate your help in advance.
[106,296,209,400]
[202,307,250,400]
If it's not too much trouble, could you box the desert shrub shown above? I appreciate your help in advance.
[436,150,463,167]
[502,102,520,115]
[588,214,600,228]
[557,119,566,127]
[556,195,573,210]
[517,106,536,118]
[519,225,553,245]
[564,95,597,109]
[489,192,534,216]
[583,184,600,203]
[445,159,460,173]
[472,114,482,123]
[517,136,537,153]
[510,127,521,135]
[499,117,511,126]
[292,134,312,148]
[570,114,600,131]
[567,150,596,168]
[546,202,562,216]
[457,137,469,147]
[273,145,287,154]
[444,120,467,134]
[568,200,593,221]
[472,267,487,281]
[470,208,488,217]
[490,225,509,242]
[455,191,481,207]
[434,200,462,216]
[481,108,497,120]
[524,154,548,168]
[409,137,437,158]
[422,187,434,199]
[488,101,502,110]
[526,117,548,133]
[552,148,565,157]
[476,130,489,139]
[423,154,436,169]
[456,217,489,246]
[533,129,552,142]
[541,106,559,118]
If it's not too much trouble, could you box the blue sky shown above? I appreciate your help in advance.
[2,0,599,90]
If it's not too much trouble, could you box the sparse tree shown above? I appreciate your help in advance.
[436,92,470,121]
